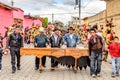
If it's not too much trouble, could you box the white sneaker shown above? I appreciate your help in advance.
[92,74,96,78]
[97,74,101,77]
[0,70,2,72]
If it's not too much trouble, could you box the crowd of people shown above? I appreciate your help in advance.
[0,21,120,78]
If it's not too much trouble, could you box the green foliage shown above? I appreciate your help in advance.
[42,17,48,27]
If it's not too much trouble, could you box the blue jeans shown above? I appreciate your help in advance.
[111,57,120,74]
[0,59,2,70]
[90,51,102,75]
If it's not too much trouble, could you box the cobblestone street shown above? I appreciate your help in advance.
[0,53,119,80]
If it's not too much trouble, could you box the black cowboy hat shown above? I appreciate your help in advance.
[68,27,75,30]
[53,27,60,32]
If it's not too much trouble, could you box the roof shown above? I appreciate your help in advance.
[0,2,16,10]
[24,15,43,22]
[14,7,24,12]
[82,17,88,20]
[24,15,34,19]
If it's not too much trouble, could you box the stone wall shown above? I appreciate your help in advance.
[87,0,120,37]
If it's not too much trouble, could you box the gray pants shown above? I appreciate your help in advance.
[10,47,20,71]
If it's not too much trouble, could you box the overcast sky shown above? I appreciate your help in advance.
[1,0,106,24]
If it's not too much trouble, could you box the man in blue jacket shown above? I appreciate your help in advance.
[63,27,80,47]
[63,27,80,68]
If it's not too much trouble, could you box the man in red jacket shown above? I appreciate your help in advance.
[109,37,120,77]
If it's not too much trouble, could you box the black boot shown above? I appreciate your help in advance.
[17,67,21,70]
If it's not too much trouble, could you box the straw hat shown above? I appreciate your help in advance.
[39,27,44,32]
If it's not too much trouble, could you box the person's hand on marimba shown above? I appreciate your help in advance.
[84,42,88,48]
[64,42,67,45]
[84,44,88,48]
[77,42,80,45]
[61,44,67,48]
[60,44,63,48]
[34,43,38,47]
[76,44,79,48]
[46,44,51,48]
[76,42,79,48]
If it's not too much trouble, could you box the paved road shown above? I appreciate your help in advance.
[0,53,120,80]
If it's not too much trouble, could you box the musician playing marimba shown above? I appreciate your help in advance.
[49,27,62,70]
[63,27,80,68]
[34,27,49,70]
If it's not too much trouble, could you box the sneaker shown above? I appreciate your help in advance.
[35,67,38,70]
[12,70,16,74]
[0,70,2,72]
[92,74,96,78]
[116,72,119,77]
[97,73,101,77]
[111,73,115,78]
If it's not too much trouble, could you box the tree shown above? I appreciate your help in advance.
[42,17,48,27]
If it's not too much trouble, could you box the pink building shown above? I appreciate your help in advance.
[0,2,43,46]
[24,15,34,28]
[24,15,42,28]
[12,8,24,20]
[34,18,42,26]
[0,3,24,37]
[0,2,14,36]
[12,8,24,26]
[12,8,24,27]
[0,2,15,46]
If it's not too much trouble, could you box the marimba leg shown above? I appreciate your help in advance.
[39,57,43,73]
[74,58,77,73]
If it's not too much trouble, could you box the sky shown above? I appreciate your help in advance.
[1,0,106,24]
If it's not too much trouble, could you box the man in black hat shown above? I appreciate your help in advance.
[49,27,62,70]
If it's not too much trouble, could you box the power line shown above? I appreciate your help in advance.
[83,0,94,9]
[37,12,97,16]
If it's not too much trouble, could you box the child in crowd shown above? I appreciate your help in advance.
[108,37,120,77]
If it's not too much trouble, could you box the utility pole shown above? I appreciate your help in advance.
[52,13,54,24]
[79,0,81,24]
[75,0,81,24]
[11,0,14,6]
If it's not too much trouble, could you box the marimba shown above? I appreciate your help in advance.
[20,48,89,72]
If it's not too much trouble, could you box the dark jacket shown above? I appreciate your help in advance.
[49,34,62,47]
[34,34,49,47]
[0,36,3,42]
[88,35,103,54]
[6,32,23,48]
[0,36,3,47]
[0,48,3,59]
